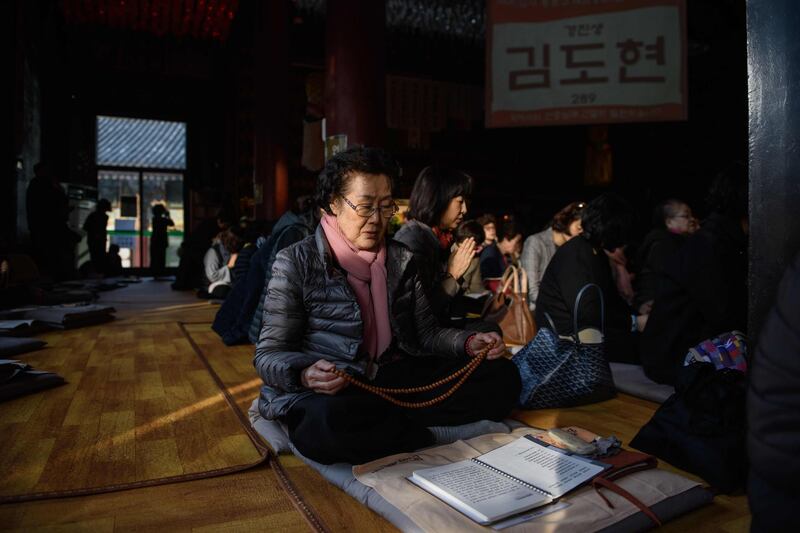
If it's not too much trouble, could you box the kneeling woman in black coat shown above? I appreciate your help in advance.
[535,194,642,363]
[254,147,520,465]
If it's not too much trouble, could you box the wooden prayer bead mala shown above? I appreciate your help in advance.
[330,342,494,409]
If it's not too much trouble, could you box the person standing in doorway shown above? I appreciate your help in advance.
[83,199,111,274]
[150,204,174,279]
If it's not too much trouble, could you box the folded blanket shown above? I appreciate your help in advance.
[0,359,65,402]
[0,320,50,337]
[21,304,116,328]
[0,337,47,357]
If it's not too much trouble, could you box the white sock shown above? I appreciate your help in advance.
[427,420,509,445]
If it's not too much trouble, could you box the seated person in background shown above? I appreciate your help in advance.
[245,200,319,344]
[520,201,585,311]
[477,213,497,249]
[105,244,123,277]
[173,212,234,291]
[255,147,519,465]
[535,194,643,364]
[632,198,697,315]
[640,164,748,385]
[393,166,477,327]
[230,224,262,287]
[606,246,635,307]
[453,220,486,294]
[202,227,242,299]
[479,219,523,281]
[449,220,488,319]
[0,241,42,308]
[214,202,319,346]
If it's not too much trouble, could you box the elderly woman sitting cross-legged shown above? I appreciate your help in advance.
[254,147,521,465]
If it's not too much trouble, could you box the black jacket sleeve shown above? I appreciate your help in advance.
[748,251,800,491]
[253,248,318,393]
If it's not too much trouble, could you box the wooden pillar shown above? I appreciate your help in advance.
[324,0,386,147]
[252,0,289,220]
[747,0,800,338]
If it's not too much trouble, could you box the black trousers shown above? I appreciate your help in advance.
[285,356,521,465]
[150,244,167,277]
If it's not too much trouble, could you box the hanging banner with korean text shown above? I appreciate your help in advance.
[486,0,687,127]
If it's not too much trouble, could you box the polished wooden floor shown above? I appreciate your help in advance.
[0,281,750,532]
[0,321,264,499]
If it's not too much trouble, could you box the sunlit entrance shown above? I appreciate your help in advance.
[95,116,186,269]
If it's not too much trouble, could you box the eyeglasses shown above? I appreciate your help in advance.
[342,196,399,218]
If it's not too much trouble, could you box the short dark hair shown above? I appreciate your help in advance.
[707,162,747,219]
[497,219,522,242]
[477,213,496,227]
[652,198,686,228]
[316,146,401,215]
[108,244,120,253]
[407,166,473,227]
[219,227,243,254]
[580,193,635,251]
[551,201,586,234]
[216,210,236,229]
[455,220,485,244]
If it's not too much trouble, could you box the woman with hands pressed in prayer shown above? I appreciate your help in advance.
[394,167,500,332]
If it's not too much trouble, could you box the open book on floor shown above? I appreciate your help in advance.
[408,434,609,525]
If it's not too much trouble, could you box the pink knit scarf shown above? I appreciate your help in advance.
[321,214,391,360]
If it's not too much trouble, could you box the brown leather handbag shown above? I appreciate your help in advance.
[481,265,536,346]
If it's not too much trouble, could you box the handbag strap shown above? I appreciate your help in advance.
[500,265,529,296]
[542,312,559,335]
[573,283,605,341]
[499,265,518,295]
[518,265,529,295]
[592,476,662,527]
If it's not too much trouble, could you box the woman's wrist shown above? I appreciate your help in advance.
[464,334,477,357]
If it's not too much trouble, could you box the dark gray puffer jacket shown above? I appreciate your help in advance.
[254,226,473,419]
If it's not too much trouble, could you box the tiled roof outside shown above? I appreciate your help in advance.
[97,116,186,169]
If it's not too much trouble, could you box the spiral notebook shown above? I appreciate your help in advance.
[408,435,609,525]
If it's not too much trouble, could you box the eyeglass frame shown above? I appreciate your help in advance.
[341,196,399,218]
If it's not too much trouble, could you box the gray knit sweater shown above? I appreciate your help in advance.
[520,227,557,310]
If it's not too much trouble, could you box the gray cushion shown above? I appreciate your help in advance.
[611,363,674,404]
[249,399,711,532]
[287,441,424,533]
[248,399,292,454]
[247,399,517,453]
[0,337,47,357]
